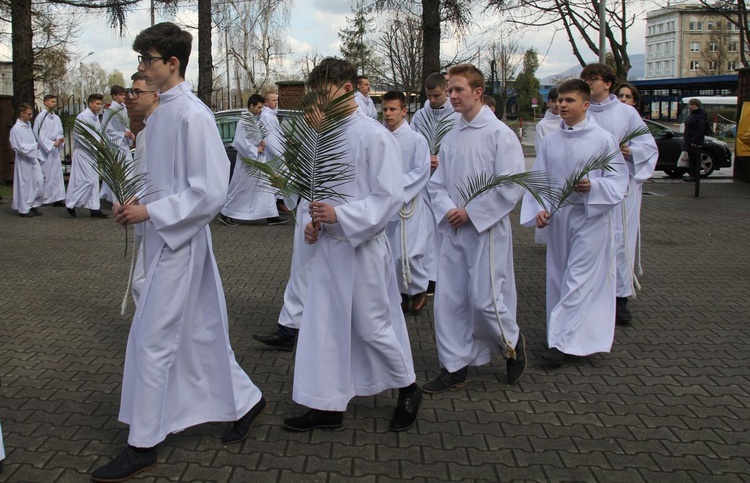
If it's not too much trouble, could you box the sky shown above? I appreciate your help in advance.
[1,0,651,87]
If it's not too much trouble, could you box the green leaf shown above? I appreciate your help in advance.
[413,109,456,156]
[548,148,620,217]
[456,170,558,216]
[618,125,653,147]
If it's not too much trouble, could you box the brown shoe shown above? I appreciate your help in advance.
[411,291,428,315]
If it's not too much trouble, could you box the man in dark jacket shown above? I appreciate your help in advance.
[682,98,708,181]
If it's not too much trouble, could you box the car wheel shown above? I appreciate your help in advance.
[699,150,715,177]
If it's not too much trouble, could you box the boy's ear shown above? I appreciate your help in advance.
[582,100,591,111]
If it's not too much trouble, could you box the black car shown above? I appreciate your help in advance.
[645,119,732,178]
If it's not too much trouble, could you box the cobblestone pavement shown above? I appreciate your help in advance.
[1,179,749,482]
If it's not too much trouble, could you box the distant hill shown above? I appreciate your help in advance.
[540,54,646,85]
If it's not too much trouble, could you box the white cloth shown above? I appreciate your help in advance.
[33,110,66,203]
[520,119,629,356]
[259,106,285,159]
[66,108,101,211]
[10,119,43,214]
[221,111,278,220]
[588,94,658,298]
[293,110,415,411]
[0,420,5,461]
[100,101,133,202]
[131,127,149,306]
[119,81,261,448]
[532,110,561,245]
[277,199,314,329]
[385,121,432,295]
[426,106,524,371]
[354,91,378,119]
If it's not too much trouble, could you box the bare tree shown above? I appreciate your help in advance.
[695,0,749,68]
[483,32,522,119]
[701,18,736,76]
[371,13,423,99]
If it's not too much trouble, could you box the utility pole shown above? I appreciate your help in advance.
[598,0,607,63]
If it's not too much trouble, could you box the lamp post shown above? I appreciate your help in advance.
[79,51,94,112]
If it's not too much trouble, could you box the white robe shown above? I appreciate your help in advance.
[0,420,4,461]
[293,110,415,411]
[10,119,43,214]
[277,199,314,330]
[532,110,562,245]
[221,112,278,220]
[259,106,285,159]
[119,81,261,448]
[100,101,133,202]
[66,108,101,211]
[520,119,629,356]
[587,95,658,298]
[33,110,66,203]
[426,106,523,372]
[131,126,149,306]
[354,91,378,119]
[385,121,432,295]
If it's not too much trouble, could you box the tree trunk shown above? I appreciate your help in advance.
[421,0,441,101]
[197,0,212,107]
[11,0,35,106]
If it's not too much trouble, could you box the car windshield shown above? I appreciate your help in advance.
[645,120,670,136]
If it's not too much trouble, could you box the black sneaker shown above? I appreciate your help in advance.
[506,334,527,384]
[67,207,77,217]
[91,446,157,482]
[90,210,108,218]
[283,409,344,432]
[30,207,43,216]
[390,383,422,432]
[222,396,268,444]
[616,297,632,325]
[267,216,289,226]
[540,347,580,368]
[422,367,468,394]
[252,332,295,351]
[219,214,237,226]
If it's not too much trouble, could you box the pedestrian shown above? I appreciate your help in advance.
[520,78,629,367]
[533,87,561,245]
[482,94,496,113]
[283,57,421,433]
[100,85,136,202]
[615,82,641,108]
[260,90,292,219]
[354,75,378,119]
[682,98,708,181]
[91,22,266,482]
[424,64,527,393]
[10,103,44,217]
[33,94,66,206]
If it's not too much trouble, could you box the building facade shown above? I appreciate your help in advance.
[645,5,742,80]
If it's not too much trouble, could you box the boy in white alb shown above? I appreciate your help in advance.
[10,103,43,217]
[34,94,66,205]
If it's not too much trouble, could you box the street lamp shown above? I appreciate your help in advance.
[79,51,94,111]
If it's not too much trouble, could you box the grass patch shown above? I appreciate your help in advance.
[0,182,11,199]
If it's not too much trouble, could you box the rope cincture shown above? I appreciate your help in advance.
[620,183,641,298]
[120,232,138,316]
[488,226,516,359]
[399,198,418,291]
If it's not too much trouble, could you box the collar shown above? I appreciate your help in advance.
[457,105,495,130]
[563,118,588,131]
[158,80,192,103]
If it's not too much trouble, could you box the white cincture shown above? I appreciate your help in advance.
[488,226,515,359]
[399,198,418,291]
[121,232,138,315]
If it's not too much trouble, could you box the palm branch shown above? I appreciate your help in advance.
[414,109,455,155]
[241,111,267,146]
[548,148,619,217]
[242,153,298,225]
[618,125,653,146]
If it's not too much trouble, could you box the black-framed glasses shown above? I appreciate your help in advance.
[126,88,157,99]
[137,55,165,66]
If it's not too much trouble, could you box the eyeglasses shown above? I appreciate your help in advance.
[617,93,634,99]
[127,88,157,99]
[137,55,165,66]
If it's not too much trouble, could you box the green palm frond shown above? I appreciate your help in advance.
[548,148,619,217]
[618,125,653,146]
[102,104,128,131]
[456,171,558,211]
[242,153,298,225]
[414,109,455,156]
[241,112,267,146]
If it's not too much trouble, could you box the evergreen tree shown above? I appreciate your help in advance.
[338,1,375,75]
[514,49,541,119]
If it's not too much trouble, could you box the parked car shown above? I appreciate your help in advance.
[645,119,732,178]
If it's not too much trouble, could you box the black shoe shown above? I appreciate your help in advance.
[506,334,527,384]
[222,396,268,444]
[52,201,65,207]
[276,199,292,213]
[390,383,422,432]
[91,446,157,482]
[90,210,108,218]
[30,207,43,216]
[540,347,580,368]
[401,293,410,314]
[426,280,436,296]
[615,297,632,325]
[19,212,33,217]
[422,367,468,394]
[252,332,295,351]
[283,409,344,432]
[267,216,289,225]
[219,214,237,226]
[67,207,77,217]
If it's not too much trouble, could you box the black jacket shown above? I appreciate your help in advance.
[683,107,707,152]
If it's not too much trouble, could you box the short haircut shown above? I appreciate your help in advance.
[580,63,617,90]
[264,91,278,101]
[87,93,104,103]
[424,72,447,91]
[18,103,33,114]
[547,87,558,101]
[247,93,265,107]
[688,98,702,107]
[43,94,57,102]
[133,22,192,78]
[131,72,145,81]
[381,90,406,108]
[482,95,496,108]
[356,75,369,85]
[448,64,485,90]
[615,82,640,105]
[111,85,126,96]
[307,57,358,90]
[557,79,590,102]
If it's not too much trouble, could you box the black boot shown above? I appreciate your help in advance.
[616,297,632,325]
[390,383,422,431]
[91,445,157,482]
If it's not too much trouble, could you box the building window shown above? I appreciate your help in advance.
[647,63,653,74]
[728,61,737,70]
[708,61,718,71]
[709,43,718,52]
[659,23,664,32]
[729,42,738,52]
[657,43,663,54]
[707,22,714,31]
[690,61,700,71]
[697,22,703,31]
[690,42,700,52]
[688,21,696,31]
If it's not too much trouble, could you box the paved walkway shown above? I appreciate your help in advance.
[1,179,749,482]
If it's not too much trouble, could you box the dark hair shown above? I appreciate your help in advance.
[131,72,145,81]
[482,95,496,108]
[133,22,192,78]
[557,79,591,102]
[424,72,447,91]
[43,94,57,102]
[382,90,406,107]
[307,57,357,90]
[448,64,485,90]
[615,82,640,105]
[580,63,616,91]
[247,93,265,107]
[356,75,369,85]
[87,93,104,104]
[547,87,558,101]
[688,98,702,107]
[111,85,126,96]
[18,103,33,115]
